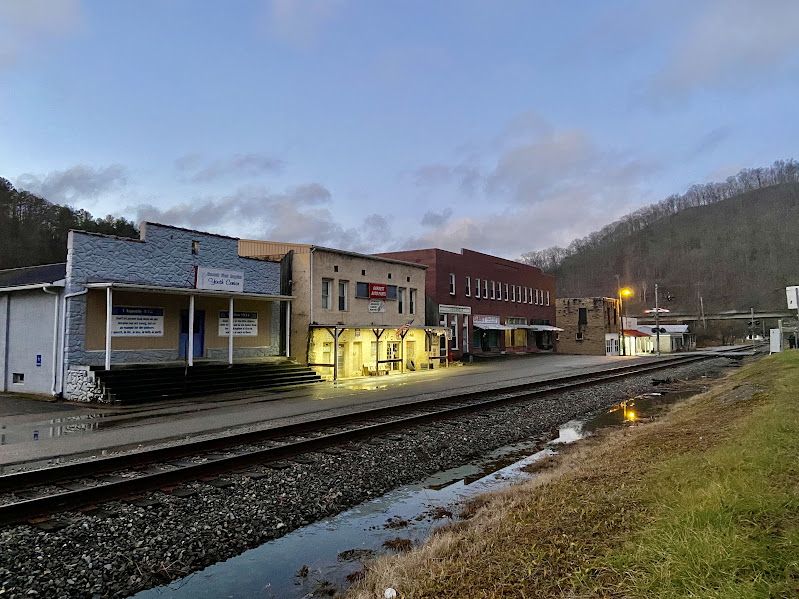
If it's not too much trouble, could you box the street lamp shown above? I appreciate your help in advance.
[618,287,632,356]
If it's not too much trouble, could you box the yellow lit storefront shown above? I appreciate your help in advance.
[308,325,450,380]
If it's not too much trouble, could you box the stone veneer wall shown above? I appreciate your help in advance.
[65,368,108,403]
[63,224,282,397]
[555,297,618,355]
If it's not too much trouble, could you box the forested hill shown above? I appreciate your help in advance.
[0,178,138,270]
[534,181,799,315]
[520,159,799,315]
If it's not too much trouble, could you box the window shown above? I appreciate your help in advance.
[534,288,538,305]
[321,279,332,309]
[439,315,447,327]
[505,283,509,301]
[449,273,456,295]
[523,287,528,303]
[451,315,458,350]
[356,282,369,298]
[12,373,24,384]
[191,240,200,255]
[483,279,488,298]
[576,332,584,342]
[386,285,397,300]
[517,286,522,303]
[511,285,516,302]
[407,276,411,282]
[388,273,392,279]
[475,278,480,299]
[410,289,416,314]
[546,290,550,306]
[398,288,405,314]
[491,281,495,300]
[334,265,339,272]
[362,269,366,276]
[465,276,471,297]
[578,307,588,324]
[338,280,348,311]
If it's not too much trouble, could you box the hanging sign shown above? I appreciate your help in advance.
[111,307,164,336]
[196,267,244,291]
[473,314,500,324]
[219,311,258,337]
[369,300,386,313]
[369,283,387,299]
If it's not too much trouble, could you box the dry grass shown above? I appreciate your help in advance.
[347,357,795,599]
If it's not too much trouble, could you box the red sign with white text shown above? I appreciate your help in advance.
[369,283,387,298]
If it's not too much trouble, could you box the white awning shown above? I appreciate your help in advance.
[84,282,293,301]
[527,325,564,332]
[474,323,513,330]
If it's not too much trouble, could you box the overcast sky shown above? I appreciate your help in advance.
[2,0,798,258]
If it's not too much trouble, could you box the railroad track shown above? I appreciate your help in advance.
[0,354,730,526]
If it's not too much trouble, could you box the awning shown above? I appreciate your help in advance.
[623,329,651,338]
[85,282,293,301]
[527,325,564,332]
[474,323,513,330]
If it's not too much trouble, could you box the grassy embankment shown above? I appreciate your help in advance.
[349,353,799,598]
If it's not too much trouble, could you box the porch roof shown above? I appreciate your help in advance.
[84,282,293,301]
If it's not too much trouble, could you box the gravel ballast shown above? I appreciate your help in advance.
[0,358,731,599]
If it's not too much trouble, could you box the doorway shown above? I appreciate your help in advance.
[179,310,205,359]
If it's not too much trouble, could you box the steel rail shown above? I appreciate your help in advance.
[0,355,718,526]
[0,355,699,490]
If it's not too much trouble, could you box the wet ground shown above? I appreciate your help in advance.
[129,386,695,599]
[0,353,672,470]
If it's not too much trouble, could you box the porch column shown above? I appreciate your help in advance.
[228,297,234,365]
[188,295,195,367]
[104,287,112,370]
[285,300,291,358]
[333,326,338,381]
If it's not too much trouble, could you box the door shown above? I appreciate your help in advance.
[387,341,400,370]
[353,342,362,374]
[405,340,415,370]
[179,310,205,358]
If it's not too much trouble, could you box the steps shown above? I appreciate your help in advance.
[91,361,323,404]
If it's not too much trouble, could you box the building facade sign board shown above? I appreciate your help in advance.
[369,283,387,299]
[439,304,472,315]
[473,314,500,324]
[197,267,244,292]
[111,306,164,337]
[368,299,386,313]
[218,311,258,337]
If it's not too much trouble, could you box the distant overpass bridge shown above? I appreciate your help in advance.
[638,310,795,324]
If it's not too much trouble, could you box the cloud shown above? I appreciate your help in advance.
[261,0,347,47]
[688,126,733,158]
[399,112,659,258]
[0,0,84,67]
[648,0,799,98]
[175,153,284,183]
[421,208,452,228]
[131,183,386,251]
[15,164,128,204]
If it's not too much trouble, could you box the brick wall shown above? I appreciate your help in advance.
[555,297,619,355]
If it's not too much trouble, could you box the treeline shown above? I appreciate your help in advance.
[521,159,799,272]
[0,177,138,270]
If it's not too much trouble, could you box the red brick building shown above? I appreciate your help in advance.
[375,248,559,359]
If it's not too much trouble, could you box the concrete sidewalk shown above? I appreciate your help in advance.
[0,353,680,469]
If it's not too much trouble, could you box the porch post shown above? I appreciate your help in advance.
[188,294,195,367]
[104,287,112,370]
[333,326,338,381]
[285,300,291,358]
[228,297,234,365]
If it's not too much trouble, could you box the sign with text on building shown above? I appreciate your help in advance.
[111,306,164,337]
[196,267,244,292]
[368,299,386,313]
[369,283,387,299]
[439,304,472,315]
[218,311,258,337]
[473,314,500,324]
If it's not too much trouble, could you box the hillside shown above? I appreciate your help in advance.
[546,182,799,316]
[0,178,138,270]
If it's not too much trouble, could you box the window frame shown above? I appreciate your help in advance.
[338,280,348,311]
[483,279,488,299]
[505,283,509,301]
[398,287,405,314]
[490,281,495,300]
[465,276,471,297]
[321,278,332,310]
[449,273,456,295]
[410,288,416,314]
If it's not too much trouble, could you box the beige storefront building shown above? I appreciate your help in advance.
[239,240,450,379]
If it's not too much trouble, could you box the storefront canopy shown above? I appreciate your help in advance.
[85,282,294,301]
[473,323,513,330]
[524,325,564,332]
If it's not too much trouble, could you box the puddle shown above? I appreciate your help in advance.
[129,388,693,598]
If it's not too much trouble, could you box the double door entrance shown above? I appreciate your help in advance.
[179,309,205,359]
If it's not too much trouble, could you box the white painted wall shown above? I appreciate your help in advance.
[4,290,58,395]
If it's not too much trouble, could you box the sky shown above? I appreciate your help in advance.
[2,0,798,259]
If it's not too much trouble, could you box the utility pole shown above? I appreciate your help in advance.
[655,283,660,357]
[751,307,755,352]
